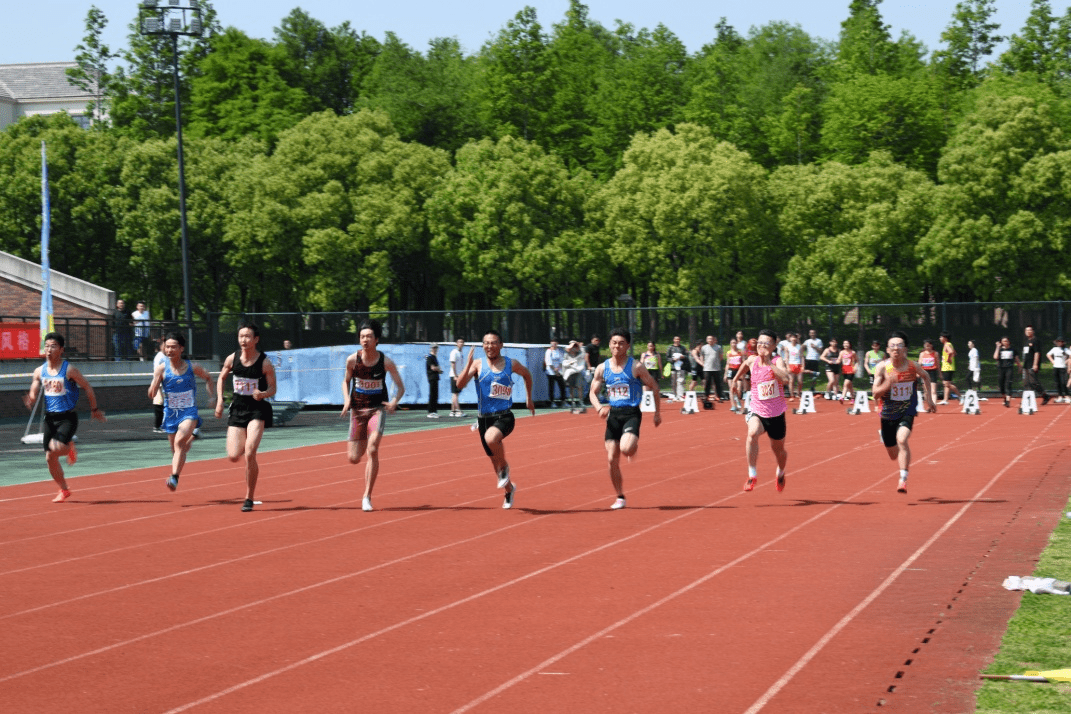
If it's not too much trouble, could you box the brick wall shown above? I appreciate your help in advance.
[0,276,103,320]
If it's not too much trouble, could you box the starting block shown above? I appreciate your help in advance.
[681,391,699,414]
[962,390,981,415]
[794,390,816,414]
[1019,390,1038,414]
[847,391,870,415]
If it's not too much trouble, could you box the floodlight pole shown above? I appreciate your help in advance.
[138,0,202,351]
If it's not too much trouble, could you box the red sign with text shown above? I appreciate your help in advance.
[0,323,41,359]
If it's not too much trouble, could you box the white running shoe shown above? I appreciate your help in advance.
[496,465,511,489]
[503,484,515,509]
[362,497,373,512]
[610,496,626,510]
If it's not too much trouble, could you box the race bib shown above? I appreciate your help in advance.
[755,380,778,400]
[354,377,384,392]
[891,382,913,401]
[233,376,258,396]
[43,378,66,396]
[490,382,512,399]
[608,384,630,400]
[167,390,195,409]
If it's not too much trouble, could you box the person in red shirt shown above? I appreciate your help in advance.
[917,340,940,406]
[839,340,857,401]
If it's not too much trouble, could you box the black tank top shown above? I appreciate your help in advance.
[231,351,268,410]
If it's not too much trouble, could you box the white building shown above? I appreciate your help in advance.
[0,62,98,131]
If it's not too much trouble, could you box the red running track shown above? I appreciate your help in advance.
[1,401,1069,713]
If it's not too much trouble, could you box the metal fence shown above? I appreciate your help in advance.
[6,302,1071,368]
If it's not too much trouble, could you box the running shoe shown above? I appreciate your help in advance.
[1043,394,1052,406]
[610,496,626,510]
[776,473,786,492]
[426,413,440,418]
[744,477,757,492]
[166,475,178,491]
[496,465,511,489]
[503,484,515,509]
[362,496,373,512]
[52,488,71,503]
[897,478,908,494]
[241,498,254,512]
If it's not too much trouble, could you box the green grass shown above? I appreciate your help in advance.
[976,497,1071,714]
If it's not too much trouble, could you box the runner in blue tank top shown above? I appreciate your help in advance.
[589,327,662,510]
[23,332,106,503]
[148,331,215,493]
[455,329,535,509]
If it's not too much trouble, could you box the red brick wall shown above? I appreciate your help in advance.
[0,276,103,320]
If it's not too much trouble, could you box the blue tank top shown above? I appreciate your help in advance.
[476,356,514,416]
[163,359,198,412]
[41,360,79,413]
[605,357,642,408]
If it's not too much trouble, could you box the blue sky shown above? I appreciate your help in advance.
[6,1,1032,66]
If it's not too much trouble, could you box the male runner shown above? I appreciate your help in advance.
[23,333,107,502]
[340,319,405,512]
[456,330,535,509]
[938,331,961,404]
[149,332,214,492]
[731,329,789,493]
[215,322,277,512]
[588,327,662,510]
[872,331,937,493]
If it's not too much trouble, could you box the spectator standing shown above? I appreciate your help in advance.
[665,336,688,401]
[1022,325,1052,406]
[131,301,151,360]
[562,341,586,407]
[700,335,724,405]
[802,329,824,392]
[994,336,1019,408]
[544,339,567,407]
[112,298,131,361]
[967,340,982,393]
[1047,337,1070,403]
[426,344,443,417]
[449,338,466,417]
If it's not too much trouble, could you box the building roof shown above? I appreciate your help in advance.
[0,62,97,101]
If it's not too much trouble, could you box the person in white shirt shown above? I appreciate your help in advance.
[131,301,152,360]
[448,338,465,417]
[967,339,981,393]
[802,329,824,392]
[1047,337,1070,403]
[544,339,566,407]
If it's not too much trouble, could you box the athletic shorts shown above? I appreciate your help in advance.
[228,400,273,429]
[162,405,199,434]
[450,377,461,395]
[477,410,515,456]
[605,406,642,442]
[349,407,385,442]
[43,410,78,451]
[746,411,787,441]
[941,370,955,381]
[923,369,938,385]
[725,369,737,382]
[825,363,839,374]
[692,363,703,380]
[789,364,802,374]
[880,415,915,447]
[805,359,820,373]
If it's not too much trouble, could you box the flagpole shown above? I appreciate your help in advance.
[40,140,54,354]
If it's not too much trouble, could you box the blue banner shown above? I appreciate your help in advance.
[267,344,551,406]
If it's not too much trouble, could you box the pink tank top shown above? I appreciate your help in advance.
[749,357,787,418]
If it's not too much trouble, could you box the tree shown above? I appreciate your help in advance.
[66,5,119,126]
[360,34,485,152]
[770,153,935,305]
[918,81,1071,300]
[585,23,688,177]
[587,123,777,307]
[427,135,595,310]
[1000,0,1057,77]
[835,0,898,77]
[682,19,748,149]
[932,0,1003,88]
[273,9,380,115]
[821,72,946,175]
[477,6,552,144]
[187,28,311,145]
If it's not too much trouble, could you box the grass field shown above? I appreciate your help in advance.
[978,493,1071,713]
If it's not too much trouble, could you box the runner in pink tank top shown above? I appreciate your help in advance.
[730,328,790,493]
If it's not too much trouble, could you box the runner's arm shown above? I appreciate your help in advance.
[215,355,233,414]
[256,358,277,401]
[383,356,405,414]
[511,361,536,415]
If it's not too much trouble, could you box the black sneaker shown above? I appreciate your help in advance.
[166,475,178,491]
[241,498,254,512]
